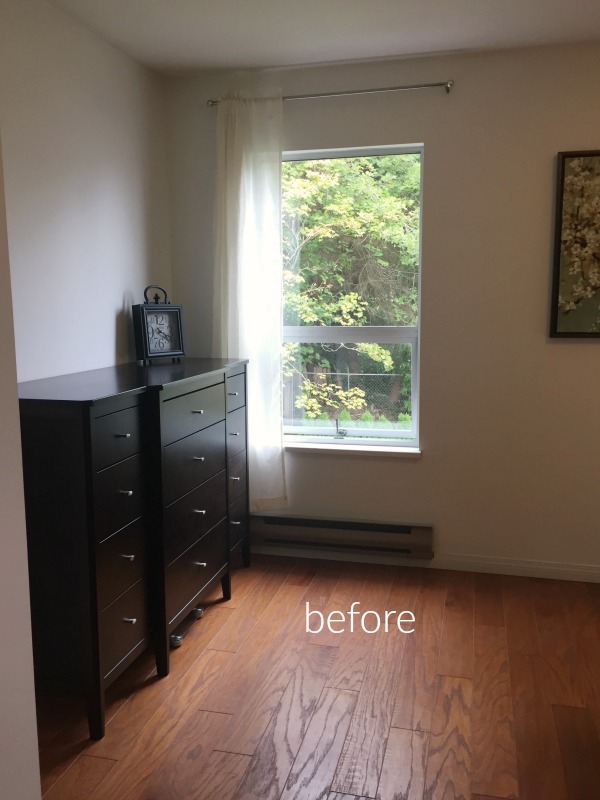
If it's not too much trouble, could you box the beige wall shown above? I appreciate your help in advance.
[0,7,597,795]
[0,0,174,792]
[167,44,600,580]
[0,0,172,382]
[0,134,41,799]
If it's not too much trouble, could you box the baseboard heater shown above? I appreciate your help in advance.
[250,512,433,560]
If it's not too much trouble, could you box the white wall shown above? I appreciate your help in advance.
[0,0,173,793]
[0,0,172,381]
[0,134,41,800]
[167,44,600,580]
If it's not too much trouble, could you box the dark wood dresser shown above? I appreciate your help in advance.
[144,359,250,674]
[18,358,249,739]
[225,370,250,563]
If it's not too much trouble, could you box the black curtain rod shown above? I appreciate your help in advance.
[206,79,454,107]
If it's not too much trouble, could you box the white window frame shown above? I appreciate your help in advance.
[282,145,423,450]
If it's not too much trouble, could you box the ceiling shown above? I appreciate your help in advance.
[48,0,600,72]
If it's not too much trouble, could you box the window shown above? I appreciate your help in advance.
[282,146,422,449]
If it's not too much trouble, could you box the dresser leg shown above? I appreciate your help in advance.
[157,656,170,677]
[155,633,170,677]
[87,692,105,740]
[157,656,169,677]
[221,572,231,601]
[242,539,251,568]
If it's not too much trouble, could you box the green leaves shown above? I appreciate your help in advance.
[282,153,420,421]
[283,154,421,328]
[294,379,367,419]
[356,343,394,371]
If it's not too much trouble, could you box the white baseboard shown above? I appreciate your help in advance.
[251,545,600,583]
[432,553,600,582]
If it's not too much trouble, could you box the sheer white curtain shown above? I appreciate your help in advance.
[214,91,287,511]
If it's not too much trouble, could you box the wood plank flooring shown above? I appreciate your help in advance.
[35,555,600,800]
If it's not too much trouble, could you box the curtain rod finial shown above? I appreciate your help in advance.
[207,99,218,107]
[445,80,454,93]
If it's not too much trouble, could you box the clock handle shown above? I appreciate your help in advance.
[143,284,169,304]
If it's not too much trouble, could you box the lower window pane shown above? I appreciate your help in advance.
[283,342,414,442]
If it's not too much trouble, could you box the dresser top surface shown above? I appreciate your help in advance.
[18,358,247,404]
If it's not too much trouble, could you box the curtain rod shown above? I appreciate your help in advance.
[206,80,454,107]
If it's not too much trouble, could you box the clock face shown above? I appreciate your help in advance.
[133,299,184,362]
[145,310,181,355]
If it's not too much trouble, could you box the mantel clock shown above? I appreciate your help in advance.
[132,285,185,364]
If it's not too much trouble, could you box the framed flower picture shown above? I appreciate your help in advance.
[550,151,600,336]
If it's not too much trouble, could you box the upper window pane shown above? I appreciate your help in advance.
[282,153,421,328]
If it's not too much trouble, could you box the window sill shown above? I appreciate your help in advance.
[283,441,422,458]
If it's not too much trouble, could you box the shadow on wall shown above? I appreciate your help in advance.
[118,292,135,363]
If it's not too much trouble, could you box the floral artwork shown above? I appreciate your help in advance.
[551,151,600,336]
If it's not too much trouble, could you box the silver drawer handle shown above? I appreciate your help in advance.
[231,521,242,526]
[119,490,133,496]
[192,409,205,414]
[193,561,207,567]
[230,476,241,482]
[228,392,239,396]
[193,509,207,515]
[115,433,131,439]
[193,456,205,462]
[121,554,136,562]
[123,617,137,624]
[229,432,240,436]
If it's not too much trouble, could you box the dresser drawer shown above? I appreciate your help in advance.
[92,405,142,470]
[99,578,147,679]
[226,407,246,460]
[227,450,247,504]
[226,372,246,412]
[229,494,248,551]
[96,518,145,611]
[164,471,227,565]
[161,382,225,444]
[165,519,228,625]
[163,421,226,505]
[94,454,144,542]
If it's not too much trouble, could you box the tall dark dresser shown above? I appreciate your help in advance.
[18,358,249,739]
[143,359,250,674]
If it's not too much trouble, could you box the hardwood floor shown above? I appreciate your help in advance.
[36,555,600,800]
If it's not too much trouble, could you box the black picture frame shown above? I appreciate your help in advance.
[550,150,600,337]
[132,302,185,362]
